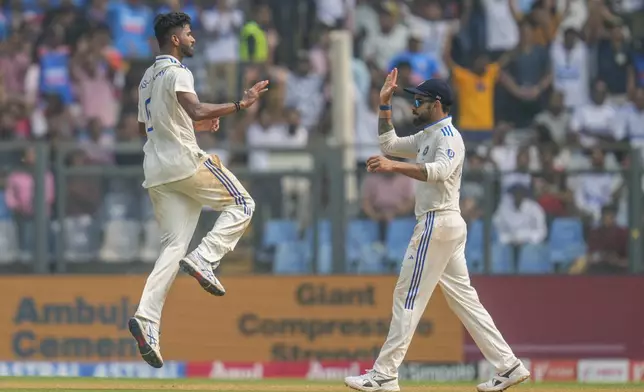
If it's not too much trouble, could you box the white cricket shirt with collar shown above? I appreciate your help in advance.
[378,116,465,216]
[138,54,207,188]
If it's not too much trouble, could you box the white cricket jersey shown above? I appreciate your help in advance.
[138,55,207,188]
[379,117,465,216]
[551,40,589,109]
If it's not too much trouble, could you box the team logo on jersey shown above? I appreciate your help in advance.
[423,146,429,155]
[447,149,455,159]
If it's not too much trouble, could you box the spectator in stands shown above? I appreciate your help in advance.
[239,2,275,65]
[30,93,77,140]
[309,25,331,77]
[534,145,575,217]
[362,1,408,71]
[284,51,325,131]
[510,0,568,46]
[390,61,415,136]
[388,33,440,83]
[80,117,114,164]
[617,87,644,159]
[482,0,519,58]
[315,0,353,29]
[5,146,55,257]
[246,107,284,214]
[499,145,535,197]
[0,30,31,99]
[405,0,457,78]
[632,38,644,88]
[158,0,199,28]
[567,147,622,224]
[569,79,620,148]
[86,0,110,26]
[499,19,553,127]
[586,205,629,274]
[596,21,635,104]
[107,0,154,59]
[114,113,143,167]
[534,90,571,147]
[493,184,547,248]
[201,0,244,100]
[65,149,102,218]
[361,157,415,239]
[550,28,589,109]
[443,31,511,140]
[461,151,487,222]
[31,25,74,107]
[71,35,118,130]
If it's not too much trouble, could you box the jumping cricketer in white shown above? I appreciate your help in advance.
[128,12,268,368]
[344,69,530,392]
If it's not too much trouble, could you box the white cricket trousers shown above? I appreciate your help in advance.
[373,211,517,377]
[135,155,254,325]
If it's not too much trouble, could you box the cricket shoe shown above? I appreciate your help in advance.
[345,369,400,392]
[128,316,163,368]
[179,253,226,296]
[477,361,530,392]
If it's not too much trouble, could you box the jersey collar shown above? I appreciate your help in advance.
[422,116,452,133]
[155,55,182,65]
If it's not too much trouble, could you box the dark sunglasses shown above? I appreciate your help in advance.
[414,98,433,108]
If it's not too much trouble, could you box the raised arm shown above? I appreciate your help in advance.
[176,70,269,121]
[378,68,419,158]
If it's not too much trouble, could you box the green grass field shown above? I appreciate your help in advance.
[0,378,643,392]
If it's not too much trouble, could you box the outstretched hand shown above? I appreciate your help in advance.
[240,80,270,109]
[380,68,398,104]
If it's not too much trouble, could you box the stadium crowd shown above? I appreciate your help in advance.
[0,0,641,275]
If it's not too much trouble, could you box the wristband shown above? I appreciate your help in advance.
[379,104,392,111]
[234,101,241,112]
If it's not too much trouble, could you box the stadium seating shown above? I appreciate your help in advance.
[0,195,18,263]
[548,217,586,267]
[62,215,98,262]
[346,219,380,264]
[518,243,553,274]
[273,241,310,274]
[465,219,484,273]
[263,219,299,247]
[491,243,515,274]
[385,217,416,264]
[99,192,141,262]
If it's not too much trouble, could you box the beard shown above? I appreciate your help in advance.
[412,113,431,127]
[180,43,194,58]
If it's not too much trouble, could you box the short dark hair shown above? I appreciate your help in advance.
[441,103,451,114]
[154,12,191,47]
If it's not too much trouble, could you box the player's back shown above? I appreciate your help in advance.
[138,56,204,189]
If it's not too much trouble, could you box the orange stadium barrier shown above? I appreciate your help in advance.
[0,276,463,363]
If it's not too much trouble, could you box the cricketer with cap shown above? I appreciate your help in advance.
[344,69,531,392]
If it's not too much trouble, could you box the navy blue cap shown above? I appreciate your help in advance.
[404,79,454,105]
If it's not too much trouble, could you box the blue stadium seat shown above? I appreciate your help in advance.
[347,219,380,262]
[356,243,387,274]
[305,220,332,247]
[273,241,310,274]
[518,243,553,274]
[315,243,333,275]
[263,219,299,247]
[0,194,11,221]
[465,219,484,271]
[386,217,416,262]
[491,243,514,274]
[548,217,586,266]
[103,192,137,221]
